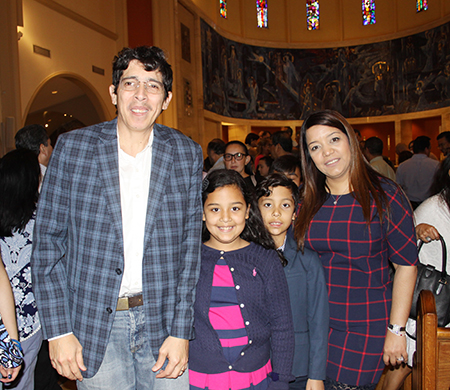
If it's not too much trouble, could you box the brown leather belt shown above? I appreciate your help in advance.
[116,294,143,311]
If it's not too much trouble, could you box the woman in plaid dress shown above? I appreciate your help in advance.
[295,110,418,390]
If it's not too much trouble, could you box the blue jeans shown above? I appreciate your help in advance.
[77,306,188,390]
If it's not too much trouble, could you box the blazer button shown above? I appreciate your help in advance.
[106,307,113,314]
[115,268,122,275]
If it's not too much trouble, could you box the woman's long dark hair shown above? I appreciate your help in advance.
[295,110,390,250]
[202,169,286,264]
[430,155,450,211]
[0,149,40,237]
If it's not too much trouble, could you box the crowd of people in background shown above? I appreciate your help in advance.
[1,44,450,390]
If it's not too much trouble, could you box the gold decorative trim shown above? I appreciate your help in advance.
[35,0,118,40]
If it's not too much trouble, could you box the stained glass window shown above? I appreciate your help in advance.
[416,0,428,12]
[257,0,268,28]
[362,0,376,25]
[306,0,319,30]
[220,0,227,18]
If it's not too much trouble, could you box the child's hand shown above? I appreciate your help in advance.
[0,364,21,383]
[306,378,324,390]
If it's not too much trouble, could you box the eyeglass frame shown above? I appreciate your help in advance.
[119,77,165,95]
[223,152,248,161]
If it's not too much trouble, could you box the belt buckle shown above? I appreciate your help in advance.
[116,297,129,311]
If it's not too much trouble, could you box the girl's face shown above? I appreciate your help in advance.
[203,185,250,251]
[257,160,270,177]
[258,186,295,248]
[224,144,251,176]
[306,125,351,187]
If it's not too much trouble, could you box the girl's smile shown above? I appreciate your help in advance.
[203,184,250,251]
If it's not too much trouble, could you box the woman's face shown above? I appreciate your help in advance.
[306,125,351,186]
[224,144,250,176]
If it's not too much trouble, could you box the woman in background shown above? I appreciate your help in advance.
[382,156,450,390]
[0,149,41,390]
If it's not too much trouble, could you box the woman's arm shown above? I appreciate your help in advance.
[0,255,22,382]
[383,264,417,366]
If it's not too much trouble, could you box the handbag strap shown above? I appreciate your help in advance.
[418,235,448,280]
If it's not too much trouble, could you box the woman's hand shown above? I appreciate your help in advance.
[0,364,21,383]
[383,330,407,366]
[416,223,440,242]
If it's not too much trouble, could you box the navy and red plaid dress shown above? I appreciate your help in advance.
[304,180,417,386]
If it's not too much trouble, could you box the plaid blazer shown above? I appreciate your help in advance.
[31,118,203,378]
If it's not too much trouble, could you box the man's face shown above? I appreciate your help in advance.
[438,137,450,156]
[109,60,172,136]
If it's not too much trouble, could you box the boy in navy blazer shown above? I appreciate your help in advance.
[257,174,329,390]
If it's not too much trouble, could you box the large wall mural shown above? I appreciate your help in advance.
[201,19,450,120]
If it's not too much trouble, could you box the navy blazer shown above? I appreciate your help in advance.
[283,234,329,380]
[31,119,203,377]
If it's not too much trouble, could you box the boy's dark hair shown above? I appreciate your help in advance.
[207,138,226,155]
[271,131,293,153]
[15,124,49,155]
[259,155,274,168]
[412,136,431,154]
[112,46,172,99]
[270,155,301,177]
[0,149,40,237]
[256,173,300,210]
[437,131,450,143]
[364,137,383,156]
[245,133,259,146]
[202,169,285,265]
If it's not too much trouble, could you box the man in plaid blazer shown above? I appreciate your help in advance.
[31,46,203,389]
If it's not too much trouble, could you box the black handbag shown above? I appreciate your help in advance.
[409,235,450,327]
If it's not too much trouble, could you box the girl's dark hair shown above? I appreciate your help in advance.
[430,155,450,211]
[256,173,300,207]
[202,169,285,265]
[0,149,40,237]
[295,110,390,250]
[225,140,249,155]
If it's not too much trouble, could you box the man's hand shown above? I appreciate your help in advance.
[49,334,86,381]
[0,365,21,383]
[152,336,188,379]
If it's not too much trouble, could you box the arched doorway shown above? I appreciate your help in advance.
[24,74,110,144]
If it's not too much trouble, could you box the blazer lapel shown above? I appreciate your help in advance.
[144,125,173,243]
[95,119,124,252]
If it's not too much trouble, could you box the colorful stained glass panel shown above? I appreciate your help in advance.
[220,0,227,18]
[306,0,319,30]
[257,0,268,28]
[362,0,376,25]
[416,0,428,12]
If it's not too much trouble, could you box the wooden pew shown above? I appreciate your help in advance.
[412,290,450,390]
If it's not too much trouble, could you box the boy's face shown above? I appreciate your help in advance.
[258,186,295,247]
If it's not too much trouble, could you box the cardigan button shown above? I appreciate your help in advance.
[241,352,245,356]
[235,285,240,290]
[230,267,234,272]
[249,340,252,344]
[228,365,232,370]
[240,303,245,308]
[245,321,250,326]
[220,251,224,255]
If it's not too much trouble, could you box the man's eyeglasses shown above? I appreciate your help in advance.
[224,153,247,161]
[120,78,164,94]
